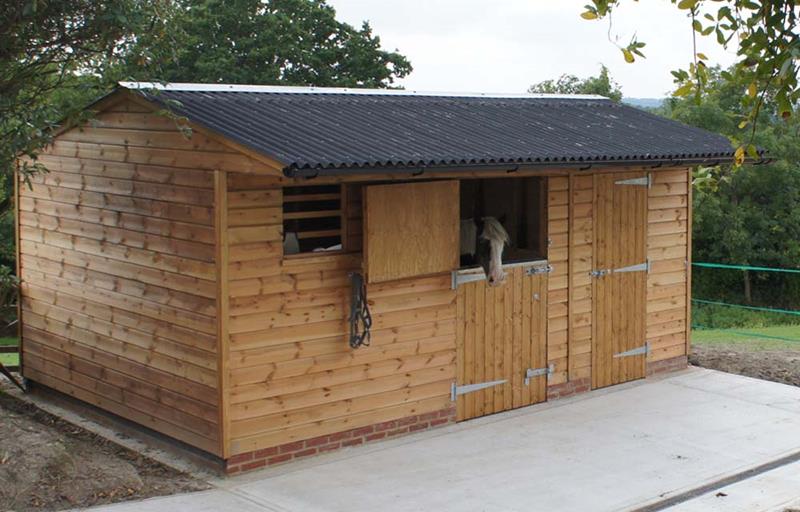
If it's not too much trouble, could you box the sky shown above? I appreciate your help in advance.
[326,0,738,98]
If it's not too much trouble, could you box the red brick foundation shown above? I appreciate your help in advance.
[647,355,689,376]
[226,358,689,475]
[226,405,457,474]
[546,377,591,401]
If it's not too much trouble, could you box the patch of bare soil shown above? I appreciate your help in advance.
[0,391,210,511]
[690,345,800,387]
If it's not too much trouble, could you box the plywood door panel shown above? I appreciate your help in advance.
[456,267,547,421]
[592,173,648,389]
[364,181,459,283]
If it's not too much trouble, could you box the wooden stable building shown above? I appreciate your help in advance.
[15,83,734,473]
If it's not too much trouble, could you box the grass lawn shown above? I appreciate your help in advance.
[692,324,800,351]
[0,336,18,367]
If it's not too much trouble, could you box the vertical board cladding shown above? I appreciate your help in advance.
[364,181,460,284]
[551,167,689,390]
[14,98,276,455]
[225,174,456,457]
[456,269,548,421]
[646,168,691,363]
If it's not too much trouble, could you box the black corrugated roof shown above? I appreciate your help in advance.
[123,83,738,176]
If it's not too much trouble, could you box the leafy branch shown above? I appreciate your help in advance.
[581,0,800,165]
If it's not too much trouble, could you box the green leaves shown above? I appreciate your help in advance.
[622,49,635,63]
[580,0,645,62]
[734,145,746,166]
[584,0,800,163]
[528,65,624,102]
[137,0,412,88]
[620,37,646,63]
[673,82,695,97]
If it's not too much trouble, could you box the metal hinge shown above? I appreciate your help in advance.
[526,264,553,276]
[451,271,486,289]
[615,173,651,187]
[613,342,649,359]
[614,261,650,274]
[590,260,649,278]
[524,364,554,386]
[451,379,507,401]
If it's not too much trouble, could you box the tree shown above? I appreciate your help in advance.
[0,0,412,319]
[661,67,800,307]
[123,0,412,87]
[0,1,175,318]
[1,1,175,184]
[528,65,623,101]
[581,0,800,163]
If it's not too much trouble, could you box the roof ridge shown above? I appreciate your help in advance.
[119,81,609,100]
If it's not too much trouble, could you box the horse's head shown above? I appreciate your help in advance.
[475,216,509,287]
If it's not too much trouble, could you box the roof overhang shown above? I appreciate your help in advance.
[284,156,769,179]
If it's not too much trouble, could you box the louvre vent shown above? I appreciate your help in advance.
[282,185,342,255]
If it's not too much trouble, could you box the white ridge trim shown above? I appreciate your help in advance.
[119,81,609,100]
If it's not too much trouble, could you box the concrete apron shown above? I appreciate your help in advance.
[82,368,800,512]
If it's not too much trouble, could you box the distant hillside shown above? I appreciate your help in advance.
[623,97,664,109]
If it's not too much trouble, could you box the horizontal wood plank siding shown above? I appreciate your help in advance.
[14,99,273,456]
[226,173,456,456]
[647,168,691,363]
[569,174,593,382]
[547,176,569,385]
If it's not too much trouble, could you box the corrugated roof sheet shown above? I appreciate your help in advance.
[122,82,738,176]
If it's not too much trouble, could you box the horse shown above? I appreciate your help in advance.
[460,216,510,287]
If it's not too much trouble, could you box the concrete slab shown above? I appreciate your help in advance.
[83,368,800,512]
[78,490,269,512]
[668,460,800,512]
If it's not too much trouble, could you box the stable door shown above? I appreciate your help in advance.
[592,172,649,389]
[455,264,549,421]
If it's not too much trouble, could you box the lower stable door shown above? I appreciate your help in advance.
[455,265,549,421]
[592,172,649,389]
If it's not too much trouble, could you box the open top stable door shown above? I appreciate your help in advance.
[592,172,649,389]
[455,264,549,421]
[363,180,460,283]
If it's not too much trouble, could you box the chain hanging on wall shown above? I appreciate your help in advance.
[348,272,372,349]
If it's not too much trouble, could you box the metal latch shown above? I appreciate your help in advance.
[590,269,609,278]
[451,379,507,401]
[524,364,554,386]
[526,264,553,276]
[613,342,649,359]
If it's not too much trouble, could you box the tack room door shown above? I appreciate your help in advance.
[455,265,549,421]
[592,172,649,389]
